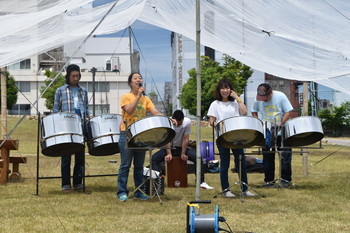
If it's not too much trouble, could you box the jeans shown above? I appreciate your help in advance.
[263,136,292,182]
[217,143,248,192]
[151,147,205,183]
[117,131,146,196]
[61,150,85,189]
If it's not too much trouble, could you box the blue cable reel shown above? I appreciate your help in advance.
[187,201,219,233]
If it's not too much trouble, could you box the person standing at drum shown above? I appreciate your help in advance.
[117,72,162,202]
[251,83,293,188]
[53,64,90,192]
[207,78,255,197]
[151,110,214,190]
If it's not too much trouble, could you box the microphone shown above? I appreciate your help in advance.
[138,83,145,96]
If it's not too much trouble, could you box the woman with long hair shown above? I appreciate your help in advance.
[207,78,254,197]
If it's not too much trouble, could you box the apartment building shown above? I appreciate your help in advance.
[7,36,139,116]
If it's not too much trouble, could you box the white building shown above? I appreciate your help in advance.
[7,36,137,116]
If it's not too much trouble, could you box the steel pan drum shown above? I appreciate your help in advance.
[87,114,122,156]
[127,116,175,148]
[283,116,324,146]
[41,112,84,157]
[216,116,264,149]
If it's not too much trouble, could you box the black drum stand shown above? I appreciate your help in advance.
[35,112,119,195]
[128,146,165,205]
[213,152,265,202]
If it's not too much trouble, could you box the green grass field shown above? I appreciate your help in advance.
[1,117,350,233]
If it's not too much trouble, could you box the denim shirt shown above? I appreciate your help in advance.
[53,84,90,117]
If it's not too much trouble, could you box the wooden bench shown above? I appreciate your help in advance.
[9,155,27,179]
[0,139,19,184]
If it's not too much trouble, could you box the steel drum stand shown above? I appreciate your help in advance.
[213,152,265,201]
[129,146,164,205]
[235,154,265,201]
[271,128,294,189]
[213,153,266,201]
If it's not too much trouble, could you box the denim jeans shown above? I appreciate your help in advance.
[263,136,292,182]
[217,143,248,192]
[61,150,85,189]
[117,131,146,197]
[151,147,205,183]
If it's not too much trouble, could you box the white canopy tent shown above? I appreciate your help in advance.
[1,0,350,95]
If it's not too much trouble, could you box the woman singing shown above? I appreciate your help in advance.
[117,72,162,201]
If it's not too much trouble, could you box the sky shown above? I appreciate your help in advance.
[94,0,172,99]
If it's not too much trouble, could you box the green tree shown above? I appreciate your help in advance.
[179,55,253,116]
[40,70,65,111]
[318,101,350,137]
[0,71,18,109]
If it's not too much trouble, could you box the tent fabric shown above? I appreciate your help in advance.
[1,0,350,95]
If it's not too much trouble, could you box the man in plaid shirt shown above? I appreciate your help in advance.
[53,64,90,192]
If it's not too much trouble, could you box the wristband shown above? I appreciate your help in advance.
[236,97,242,103]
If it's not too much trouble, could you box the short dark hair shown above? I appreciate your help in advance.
[128,72,142,87]
[214,78,235,101]
[172,110,184,121]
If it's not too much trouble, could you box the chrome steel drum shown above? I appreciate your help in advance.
[216,116,264,149]
[127,116,175,148]
[41,112,84,157]
[87,114,122,156]
[283,116,324,146]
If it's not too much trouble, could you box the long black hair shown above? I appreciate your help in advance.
[214,78,235,101]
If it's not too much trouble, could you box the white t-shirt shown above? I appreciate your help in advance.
[207,100,240,122]
[172,117,191,147]
[251,90,293,124]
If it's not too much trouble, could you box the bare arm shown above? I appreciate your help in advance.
[209,116,217,127]
[164,143,173,162]
[150,107,163,116]
[279,111,292,126]
[230,90,247,115]
[122,88,144,115]
[180,134,190,161]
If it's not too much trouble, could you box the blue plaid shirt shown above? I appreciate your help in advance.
[53,84,90,117]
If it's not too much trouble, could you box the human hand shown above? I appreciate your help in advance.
[165,154,173,162]
[181,154,188,161]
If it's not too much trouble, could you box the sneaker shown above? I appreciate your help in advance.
[262,181,275,188]
[222,189,235,198]
[74,184,84,192]
[62,185,71,192]
[243,191,255,197]
[279,181,291,188]
[118,194,128,202]
[134,193,149,201]
[200,182,214,190]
